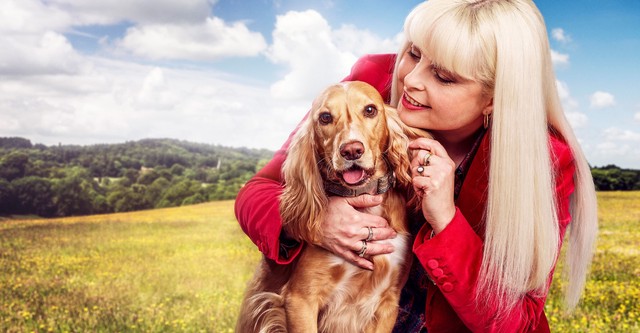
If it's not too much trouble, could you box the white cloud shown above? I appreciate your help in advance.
[266,10,357,100]
[592,128,640,167]
[635,112,640,122]
[551,49,569,66]
[556,80,587,128]
[266,10,402,101]
[602,127,640,142]
[590,91,616,109]
[594,141,631,158]
[332,24,402,55]
[0,0,71,34]
[0,57,298,150]
[0,31,85,75]
[115,17,267,61]
[47,0,212,25]
[0,4,408,152]
[551,28,571,44]
[565,112,588,129]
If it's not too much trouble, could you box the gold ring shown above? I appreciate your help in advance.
[357,240,367,257]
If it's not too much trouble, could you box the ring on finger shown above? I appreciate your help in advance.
[423,151,432,166]
[357,240,368,257]
[365,226,374,242]
[417,165,425,175]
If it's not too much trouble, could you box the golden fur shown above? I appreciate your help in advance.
[236,81,428,333]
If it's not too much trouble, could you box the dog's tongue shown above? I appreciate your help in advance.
[342,169,365,185]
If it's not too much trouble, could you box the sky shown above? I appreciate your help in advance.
[1,0,639,168]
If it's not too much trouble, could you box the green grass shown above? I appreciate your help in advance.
[1,192,639,332]
[0,202,261,332]
[545,191,640,332]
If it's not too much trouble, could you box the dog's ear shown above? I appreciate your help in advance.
[384,105,413,188]
[385,105,432,210]
[280,118,328,244]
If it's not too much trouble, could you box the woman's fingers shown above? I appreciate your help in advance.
[409,138,450,159]
[323,196,397,269]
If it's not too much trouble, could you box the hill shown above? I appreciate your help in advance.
[0,137,274,217]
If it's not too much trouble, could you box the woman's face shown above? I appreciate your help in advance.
[396,43,493,140]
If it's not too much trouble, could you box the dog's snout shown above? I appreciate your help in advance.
[340,141,365,160]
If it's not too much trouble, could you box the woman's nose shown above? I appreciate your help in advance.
[403,62,427,91]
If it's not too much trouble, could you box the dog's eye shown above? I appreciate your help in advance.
[319,112,333,125]
[363,105,378,118]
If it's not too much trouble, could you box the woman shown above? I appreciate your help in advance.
[235,0,598,332]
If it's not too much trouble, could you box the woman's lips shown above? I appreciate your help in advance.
[401,92,428,111]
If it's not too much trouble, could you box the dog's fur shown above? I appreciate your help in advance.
[236,81,429,333]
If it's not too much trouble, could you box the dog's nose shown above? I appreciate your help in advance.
[340,141,364,160]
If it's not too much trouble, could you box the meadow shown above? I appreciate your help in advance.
[0,192,638,332]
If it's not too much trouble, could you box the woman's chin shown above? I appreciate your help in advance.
[398,107,428,129]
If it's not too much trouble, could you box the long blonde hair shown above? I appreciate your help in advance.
[390,0,598,312]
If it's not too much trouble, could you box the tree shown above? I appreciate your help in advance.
[12,176,56,217]
[0,179,15,214]
[156,179,200,208]
[52,167,101,216]
[107,184,151,212]
[0,151,29,181]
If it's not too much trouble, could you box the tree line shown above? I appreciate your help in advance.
[1,137,639,218]
[0,137,273,217]
[591,164,640,191]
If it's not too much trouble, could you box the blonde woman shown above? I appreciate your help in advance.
[235,0,598,331]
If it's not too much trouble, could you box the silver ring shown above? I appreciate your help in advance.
[423,152,432,166]
[417,165,425,175]
[366,226,374,242]
[357,240,368,257]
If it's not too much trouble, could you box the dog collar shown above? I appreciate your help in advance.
[324,171,396,197]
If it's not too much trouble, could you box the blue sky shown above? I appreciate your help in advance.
[1,0,639,168]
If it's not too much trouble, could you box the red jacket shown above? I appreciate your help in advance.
[234,54,576,333]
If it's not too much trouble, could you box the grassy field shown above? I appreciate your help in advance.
[1,192,638,332]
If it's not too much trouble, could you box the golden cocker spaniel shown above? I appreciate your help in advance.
[236,81,429,333]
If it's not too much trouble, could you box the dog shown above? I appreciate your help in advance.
[236,81,429,333]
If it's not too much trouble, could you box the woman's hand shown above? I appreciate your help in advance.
[319,194,396,270]
[409,138,457,234]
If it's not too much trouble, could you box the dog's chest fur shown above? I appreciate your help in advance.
[314,233,409,332]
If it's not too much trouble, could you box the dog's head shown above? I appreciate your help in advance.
[280,81,418,242]
[311,81,408,188]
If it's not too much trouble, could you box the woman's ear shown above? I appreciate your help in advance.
[483,97,494,115]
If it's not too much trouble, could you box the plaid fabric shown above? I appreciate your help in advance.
[393,128,486,332]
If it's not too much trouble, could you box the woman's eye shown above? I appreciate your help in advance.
[319,112,333,125]
[434,70,455,84]
[363,105,378,118]
[408,44,421,60]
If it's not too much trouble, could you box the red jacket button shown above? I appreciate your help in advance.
[432,268,444,277]
[427,259,439,269]
[442,282,454,293]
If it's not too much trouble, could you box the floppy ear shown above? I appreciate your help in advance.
[280,118,328,244]
[385,105,432,210]
[384,105,413,189]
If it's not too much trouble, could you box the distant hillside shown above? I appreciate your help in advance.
[0,137,274,217]
[1,136,639,218]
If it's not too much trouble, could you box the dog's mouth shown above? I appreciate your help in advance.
[338,166,372,187]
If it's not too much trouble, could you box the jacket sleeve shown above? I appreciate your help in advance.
[234,54,395,264]
[412,138,576,332]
